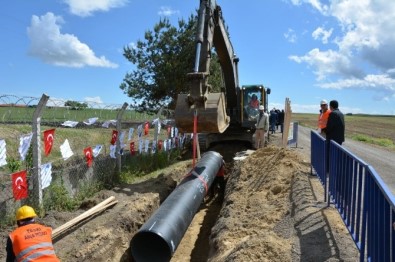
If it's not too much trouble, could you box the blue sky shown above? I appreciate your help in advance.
[1,0,395,115]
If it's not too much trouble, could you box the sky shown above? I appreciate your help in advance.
[1,0,395,115]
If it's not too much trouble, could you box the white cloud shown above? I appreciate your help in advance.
[27,12,118,68]
[289,0,329,14]
[288,0,395,102]
[289,48,363,80]
[312,27,333,44]
[284,28,297,43]
[318,74,395,100]
[85,96,104,104]
[64,0,128,17]
[158,6,180,17]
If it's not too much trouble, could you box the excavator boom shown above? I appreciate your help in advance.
[175,0,238,133]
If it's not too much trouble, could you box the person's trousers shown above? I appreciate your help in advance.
[255,129,266,148]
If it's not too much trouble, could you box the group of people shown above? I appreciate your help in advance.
[269,108,284,134]
[317,99,345,146]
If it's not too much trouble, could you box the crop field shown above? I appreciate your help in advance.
[292,113,395,150]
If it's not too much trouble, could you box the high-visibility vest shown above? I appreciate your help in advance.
[9,224,60,262]
[318,110,331,129]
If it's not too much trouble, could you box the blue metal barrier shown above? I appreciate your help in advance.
[328,141,369,259]
[311,136,395,262]
[361,166,395,262]
[310,130,328,201]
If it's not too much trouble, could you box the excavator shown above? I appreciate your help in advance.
[174,0,270,150]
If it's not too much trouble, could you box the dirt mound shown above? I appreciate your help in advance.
[209,146,309,261]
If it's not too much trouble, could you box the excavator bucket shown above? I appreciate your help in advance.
[175,92,230,133]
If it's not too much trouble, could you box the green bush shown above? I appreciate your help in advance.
[120,149,181,183]
[43,179,77,211]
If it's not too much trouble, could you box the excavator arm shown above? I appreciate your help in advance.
[175,0,239,133]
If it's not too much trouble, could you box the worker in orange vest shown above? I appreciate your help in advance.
[318,100,331,137]
[6,205,60,262]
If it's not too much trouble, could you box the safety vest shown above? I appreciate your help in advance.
[9,224,60,262]
[318,110,331,129]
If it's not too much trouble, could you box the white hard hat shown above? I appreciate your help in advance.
[320,99,328,105]
[259,105,265,110]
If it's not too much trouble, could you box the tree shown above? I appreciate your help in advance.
[64,100,88,110]
[120,15,224,113]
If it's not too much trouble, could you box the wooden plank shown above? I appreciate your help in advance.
[52,196,117,238]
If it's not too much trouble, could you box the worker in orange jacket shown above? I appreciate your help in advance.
[6,205,60,262]
[318,100,331,137]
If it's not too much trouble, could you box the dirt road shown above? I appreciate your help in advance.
[297,125,395,195]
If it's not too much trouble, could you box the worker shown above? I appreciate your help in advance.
[318,99,331,137]
[249,94,259,109]
[6,205,60,262]
[255,105,269,149]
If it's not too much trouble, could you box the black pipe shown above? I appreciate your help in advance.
[130,151,223,262]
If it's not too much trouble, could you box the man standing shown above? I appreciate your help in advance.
[255,105,269,149]
[317,100,331,137]
[6,205,60,262]
[269,108,277,134]
[326,100,345,145]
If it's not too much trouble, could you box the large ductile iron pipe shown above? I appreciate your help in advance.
[130,151,223,262]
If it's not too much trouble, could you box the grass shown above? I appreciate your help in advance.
[292,113,395,150]
[0,106,154,123]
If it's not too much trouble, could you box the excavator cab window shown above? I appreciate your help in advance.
[243,89,262,122]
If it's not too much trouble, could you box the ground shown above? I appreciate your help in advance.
[0,132,359,262]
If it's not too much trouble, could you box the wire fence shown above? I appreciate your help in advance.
[0,94,186,224]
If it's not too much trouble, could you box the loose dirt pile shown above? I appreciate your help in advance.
[0,134,359,261]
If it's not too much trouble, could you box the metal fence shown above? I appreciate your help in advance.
[0,94,183,224]
[311,130,395,261]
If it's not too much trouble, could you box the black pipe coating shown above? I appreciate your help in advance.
[131,151,223,262]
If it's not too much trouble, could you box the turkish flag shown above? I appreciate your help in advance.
[158,140,163,151]
[110,130,118,145]
[130,142,135,156]
[43,129,56,156]
[12,170,28,200]
[84,147,93,167]
[144,122,149,136]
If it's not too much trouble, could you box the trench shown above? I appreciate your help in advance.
[170,142,249,262]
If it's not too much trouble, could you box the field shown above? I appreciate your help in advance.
[292,113,395,150]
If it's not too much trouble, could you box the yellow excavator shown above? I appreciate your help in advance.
[175,0,270,150]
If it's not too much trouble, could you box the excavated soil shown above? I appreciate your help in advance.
[0,132,359,261]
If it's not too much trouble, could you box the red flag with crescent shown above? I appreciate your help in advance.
[84,147,93,167]
[110,130,118,145]
[158,140,163,151]
[43,128,56,156]
[144,122,149,136]
[130,142,135,156]
[12,170,28,200]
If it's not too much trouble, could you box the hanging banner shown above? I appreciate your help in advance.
[43,128,55,156]
[83,147,93,167]
[12,170,28,200]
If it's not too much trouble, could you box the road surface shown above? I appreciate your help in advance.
[296,125,395,195]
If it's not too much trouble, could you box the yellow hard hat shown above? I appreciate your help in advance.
[16,205,37,221]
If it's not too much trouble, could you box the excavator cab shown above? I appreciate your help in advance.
[241,85,269,129]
